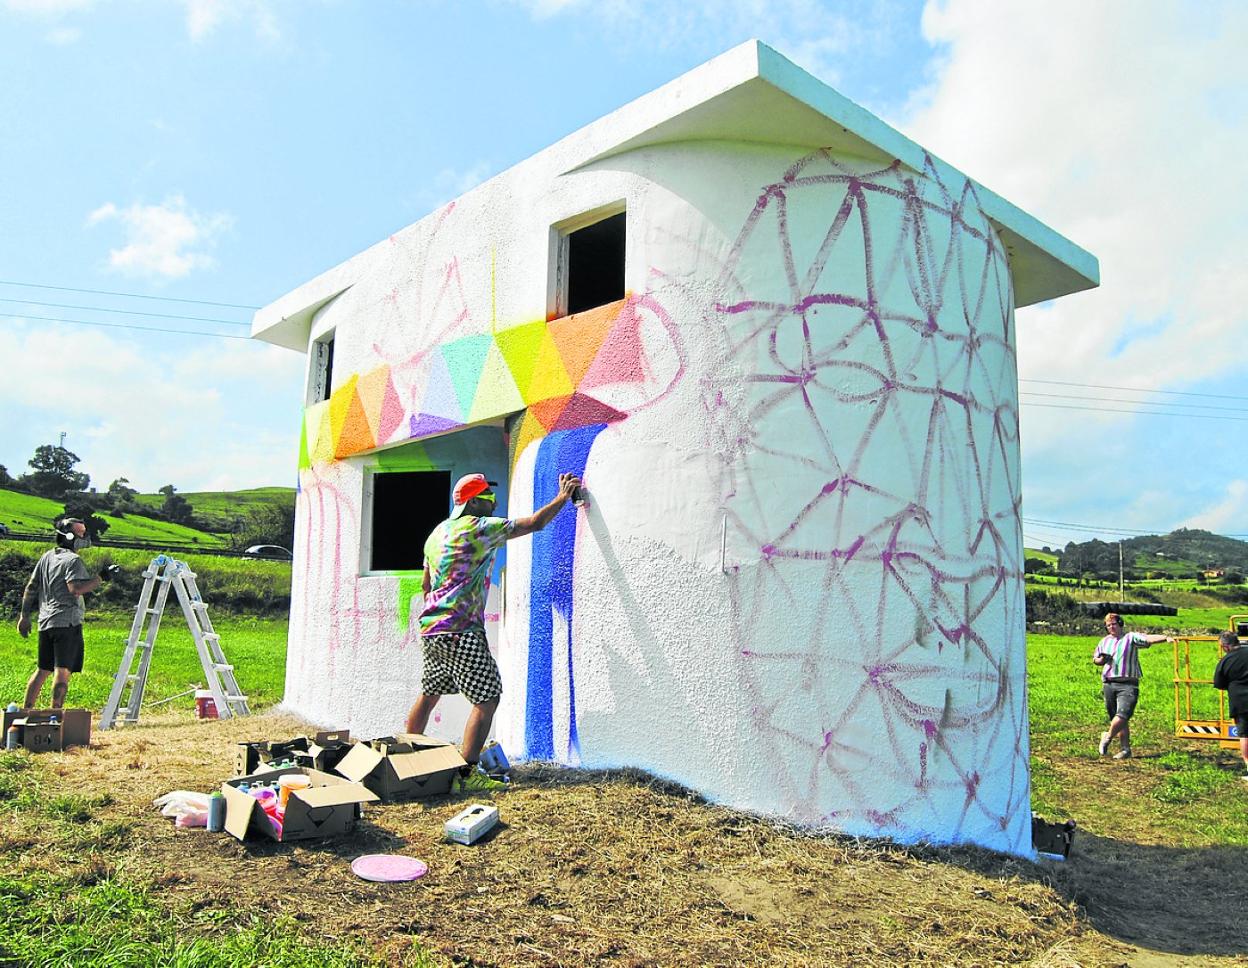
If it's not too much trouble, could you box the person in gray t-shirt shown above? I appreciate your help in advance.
[17,518,110,709]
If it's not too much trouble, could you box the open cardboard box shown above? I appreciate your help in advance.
[221,766,378,842]
[335,732,466,801]
[292,730,353,772]
[234,736,311,776]
[3,708,91,753]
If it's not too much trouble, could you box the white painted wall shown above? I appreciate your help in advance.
[280,129,1032,856]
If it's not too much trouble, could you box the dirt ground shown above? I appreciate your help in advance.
[7,711,1248,967]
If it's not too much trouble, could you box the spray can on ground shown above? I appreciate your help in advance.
[207,792,225,832]
[5,702,18,713]
[5,725,19,751]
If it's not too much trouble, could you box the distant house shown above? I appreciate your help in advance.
[1204,569,1225,580]
[253,41,1098,857]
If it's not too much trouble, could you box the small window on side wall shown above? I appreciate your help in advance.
[552,207,625,318]
[369,470,451,571]
[309,332,335,404]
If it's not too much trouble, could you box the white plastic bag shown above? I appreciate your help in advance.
[154,790,211,827]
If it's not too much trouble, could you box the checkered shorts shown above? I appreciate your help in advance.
[420,628,502,705]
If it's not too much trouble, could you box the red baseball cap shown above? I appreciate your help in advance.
[451,473,498,518]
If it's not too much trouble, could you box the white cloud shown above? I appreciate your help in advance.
[1182,480,1248,533]
[86,195,234,280]
[503,0,897,86]
[412,161,494,215]
[181,0,281,43]
[0,320,304,491]
[902,0,1248,447]
[46,25,81,43]
[894,0,1248,543]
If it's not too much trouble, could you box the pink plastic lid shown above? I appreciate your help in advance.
[351,854,429,882]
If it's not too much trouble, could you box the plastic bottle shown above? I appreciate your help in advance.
[278,774,311,810]
[5,725,18,750]
[206,792,226,832]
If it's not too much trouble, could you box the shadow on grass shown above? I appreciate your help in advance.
[1035,831,1247,958]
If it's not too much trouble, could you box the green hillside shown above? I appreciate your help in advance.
[0,488,226,547]
[132,486,294,531]
[1058,529,1248,578]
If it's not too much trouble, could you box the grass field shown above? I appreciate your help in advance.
[132,487,294,533]
[0,614,289,714]
[0,489,228,548]
[2,617,1248,964]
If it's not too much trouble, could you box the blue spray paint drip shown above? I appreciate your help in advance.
[525,424,605,761]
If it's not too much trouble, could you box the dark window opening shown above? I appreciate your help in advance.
[566,211,625,315]
[312,335,335,403]
[371,470,451,571]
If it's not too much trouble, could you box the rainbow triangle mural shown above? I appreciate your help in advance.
[303,294,650,466]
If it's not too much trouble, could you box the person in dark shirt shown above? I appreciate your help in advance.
[1212,630,1248,781]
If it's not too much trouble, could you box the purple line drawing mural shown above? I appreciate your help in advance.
[700,148,1029,847]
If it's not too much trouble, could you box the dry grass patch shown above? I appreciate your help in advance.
[4,712,1247,966]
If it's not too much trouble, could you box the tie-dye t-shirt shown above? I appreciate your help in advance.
[419,515,514,635]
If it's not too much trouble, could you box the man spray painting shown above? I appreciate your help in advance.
[406,471,581,791]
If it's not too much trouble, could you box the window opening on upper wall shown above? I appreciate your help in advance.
[552,207,626,318]
[309,332,335,404]
[368,469,451,572]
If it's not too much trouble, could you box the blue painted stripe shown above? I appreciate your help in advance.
[524,423,605,760]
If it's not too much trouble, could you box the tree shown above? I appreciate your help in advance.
[106,477,139,515]
[60,503,110,542]
[1024,558,1051,575]
[23,445,89,499]
[0,465,12,487]
[159,484,194,525]
[230,503,296,551]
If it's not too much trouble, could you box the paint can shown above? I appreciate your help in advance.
[194,690,218,720]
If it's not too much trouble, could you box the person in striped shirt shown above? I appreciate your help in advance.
[1092,613,1173,759]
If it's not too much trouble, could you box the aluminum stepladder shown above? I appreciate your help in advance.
[99,555,250,729]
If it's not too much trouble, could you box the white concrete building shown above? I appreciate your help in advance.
[253,40,1097,856]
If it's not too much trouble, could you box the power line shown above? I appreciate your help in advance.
[1021,378,1248,403]
[0,312,250,340]
[0,279,259,311]
[0,297,251,327]
[1020,389,1248,414]
[1020,401,1248,422]
[1024,516,1248,539]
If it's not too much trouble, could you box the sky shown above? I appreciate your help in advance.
[0,0,1245,549]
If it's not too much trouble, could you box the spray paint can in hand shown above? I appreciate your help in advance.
[207,792,226,832]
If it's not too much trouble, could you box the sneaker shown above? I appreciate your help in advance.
[1113,748,1132,760]
[454,767,508,794]
[1098,732,1112,756]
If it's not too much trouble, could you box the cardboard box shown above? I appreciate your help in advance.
[293,730,354,772]
[445,803,499,845]
[234,736,310,776]
[2,708,91,752]
[335,732,466,801]
[221,766,378,842]
[236,730,353,775]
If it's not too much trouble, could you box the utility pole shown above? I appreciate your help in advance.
[1118,541,1125,602]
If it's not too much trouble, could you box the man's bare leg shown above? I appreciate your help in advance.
[405,694,440,734]
[1239,735,1248,775]
[23,669,49,709]
[51,669,71,709]
[461,698,499,765]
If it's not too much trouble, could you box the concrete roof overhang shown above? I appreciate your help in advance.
[253,40,1097,350]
